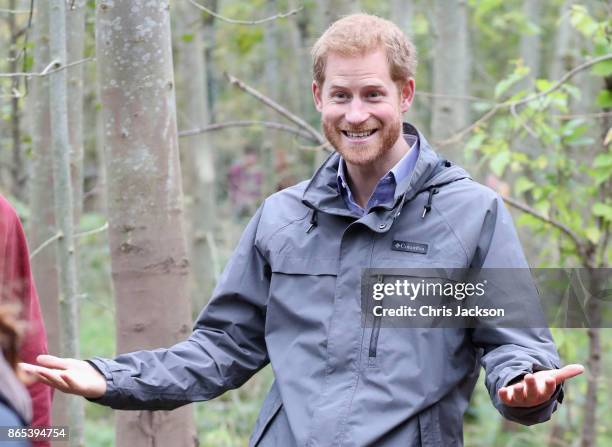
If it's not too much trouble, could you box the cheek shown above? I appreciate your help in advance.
[321,106,344,122]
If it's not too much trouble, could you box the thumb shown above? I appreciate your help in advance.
[551,364,585,384]
[36,354,72,370]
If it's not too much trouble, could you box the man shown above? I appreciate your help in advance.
[0,194,52,447]
[23,14,583,446]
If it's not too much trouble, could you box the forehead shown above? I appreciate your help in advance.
[323,49,393,88]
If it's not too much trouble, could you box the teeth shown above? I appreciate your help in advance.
[345,130,374,138]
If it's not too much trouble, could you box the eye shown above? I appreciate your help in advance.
[331,91,349,101]
[367,91,383,99]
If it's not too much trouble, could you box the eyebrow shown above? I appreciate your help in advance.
[328,83,387,90]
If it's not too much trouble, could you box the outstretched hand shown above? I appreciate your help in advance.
[19,355,107,399]
[498,364,584,408]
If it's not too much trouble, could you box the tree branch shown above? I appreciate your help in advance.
[0,8,30,14]
[29,232,62,260]
[179,120,318,142]
[502,195,588,259]
[186,0,302,25]
[224,72,329,150]
[29,223,109,260]
[74,222,109,239]
[510,54,612,109]
[415,91,493,103]
[436,54,612,147]
[0,57,92,78]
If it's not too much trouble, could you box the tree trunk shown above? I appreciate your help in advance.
[49,0,84,445]
[550,0,574,81]
[27,0,66,431]
[322,0,359,26]
[8,0,25,201]
[175,0,216,312]
[263,0,281,195]
[519,0,541,88]
[430,0,470,162]
[95,1,195,445]
[391,0,413,36]
[66,0,86,223]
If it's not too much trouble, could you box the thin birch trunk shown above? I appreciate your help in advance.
[8,0,25,201]
[27,0,66,431]
[519,0,541,89]
[95,1,195,445]
[431,0,470,161]
[66,0,86,222]
[263,0,281,195]
[48,0,84,445]
[175,1,216,312]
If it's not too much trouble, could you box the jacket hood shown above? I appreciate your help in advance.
[302,122,471,217]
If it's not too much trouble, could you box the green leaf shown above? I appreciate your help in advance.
[585,226,601,244]
[591,59,612,77]
[570,5,599,37]
[515,177,535,195]
[181,34,194,43]
[465,132,485,160]
[490,151,511,176]
[535,79,553,92]
[494,64,529,98]
[596,90,612,108]
[593,203,612,221]
[592,152,612,169]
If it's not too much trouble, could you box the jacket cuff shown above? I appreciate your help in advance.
[497,363,563,425]
[84,358,128,407]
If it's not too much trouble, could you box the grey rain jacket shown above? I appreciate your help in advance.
[89,123,563,446]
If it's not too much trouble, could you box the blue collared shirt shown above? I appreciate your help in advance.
[337,134,419,215]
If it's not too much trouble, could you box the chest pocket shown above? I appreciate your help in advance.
[266,255,338,345]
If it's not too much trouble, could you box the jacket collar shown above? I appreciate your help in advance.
[304,124,447,208]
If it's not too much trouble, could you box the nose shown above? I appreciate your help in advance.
[345,98,369,125]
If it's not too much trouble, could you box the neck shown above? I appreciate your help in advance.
[345,134,410,208]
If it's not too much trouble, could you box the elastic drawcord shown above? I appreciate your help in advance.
[306,208,318,233]
[421,188,439,218]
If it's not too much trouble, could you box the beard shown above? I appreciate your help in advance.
[322,117,402,167]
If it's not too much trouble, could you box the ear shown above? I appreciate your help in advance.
[400,78,415,113]
[312,80,323,112]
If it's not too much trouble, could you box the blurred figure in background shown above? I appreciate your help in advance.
[228,145,263,218]
[0,303,32,446]
[0,194,52,447]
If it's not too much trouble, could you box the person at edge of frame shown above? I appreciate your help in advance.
[1,304,33,447]
[0,194,52,447]
[21,13,584,447]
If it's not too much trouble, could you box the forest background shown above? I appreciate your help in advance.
[0,0,610,446]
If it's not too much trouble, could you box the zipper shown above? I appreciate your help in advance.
[369,274,384,359]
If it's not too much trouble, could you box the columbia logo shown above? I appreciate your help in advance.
[392,240,428,254]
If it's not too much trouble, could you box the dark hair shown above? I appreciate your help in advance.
[0,304,24,371]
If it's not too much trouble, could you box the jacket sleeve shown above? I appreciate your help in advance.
[0,196,52,444]
[87,205,270,410]
[469,194,563,425]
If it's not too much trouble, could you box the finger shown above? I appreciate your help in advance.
[18,363,53,376]
[544,376,556,398]
[36,354,71,370]
[18,362,40,375]
[511,383,526,404]
[524,374,538,398]
[498,387,510,404]
[36,368,70,390]
[503,386,515,404]
[27,371,56,388]
[551,364,585,384]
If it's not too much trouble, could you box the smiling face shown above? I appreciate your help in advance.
[312,48,414,168]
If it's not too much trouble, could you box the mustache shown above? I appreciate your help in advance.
[338,123,379,133]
